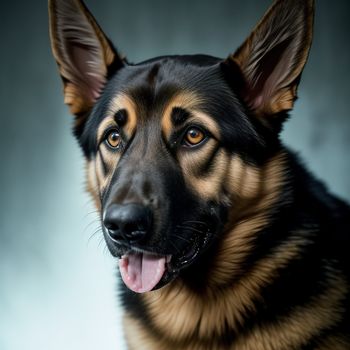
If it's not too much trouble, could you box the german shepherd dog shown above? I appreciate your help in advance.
[49,0,350,348]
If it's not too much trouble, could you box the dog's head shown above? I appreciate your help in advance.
[49,0,314,293]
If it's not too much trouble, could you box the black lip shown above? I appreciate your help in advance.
[169,230,214,273]
[152,230,215,290]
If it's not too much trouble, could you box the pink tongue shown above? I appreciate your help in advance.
[119,253,166,293]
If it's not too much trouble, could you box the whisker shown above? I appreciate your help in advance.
[97,236,107,251]
[182,220,207,226]
[83,219,101,233]
[168,240,181,254]
[103,244,109,256]
[176,225,205,235]
[171,233,192,243]
[88,228,103,243]
[83,209,100,219]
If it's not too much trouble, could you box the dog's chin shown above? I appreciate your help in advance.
[106,230,215,294]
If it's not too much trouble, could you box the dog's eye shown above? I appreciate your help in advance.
[183,127,206,147]
[105,129,121,149]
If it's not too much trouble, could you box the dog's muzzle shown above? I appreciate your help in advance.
[103,203,171,293]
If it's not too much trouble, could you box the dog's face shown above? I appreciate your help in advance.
[49,0,313,293]
[81,56,266,292]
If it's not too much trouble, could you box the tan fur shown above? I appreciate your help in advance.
[233,269,347,350]
[95,152,116,192]
[316,335,350,350]
[226,155,262,200]
[181,147,228,202]
[106,94,137,138]
[86,160,100,210]
[63,83,90,116]
[160,91,208,139]
[128,266,347,350]
[86,149,119,209]
[124,313,157,350]
[209,152,288,285]
[141,234,311,342]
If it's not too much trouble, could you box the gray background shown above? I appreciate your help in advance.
[0,1,349,349]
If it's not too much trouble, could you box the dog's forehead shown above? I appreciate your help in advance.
[87,56,228,137]
[104,56,224,116]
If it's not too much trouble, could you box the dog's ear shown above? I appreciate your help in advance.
[224,0,314,122]
[49,0,125,121]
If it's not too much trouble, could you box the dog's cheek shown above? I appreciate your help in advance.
[85,153,120,211]
[86,159,101,210]
[224,152,287,221]
[180,147,229,204]
[225,155,262,201]
[92,147,122,205]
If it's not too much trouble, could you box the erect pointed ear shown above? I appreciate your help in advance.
[224,0,314,121]
[49,0,126,122]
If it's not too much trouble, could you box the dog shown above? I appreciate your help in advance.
[49,0,350,348]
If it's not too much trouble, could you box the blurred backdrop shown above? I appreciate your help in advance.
[0,0,349,349]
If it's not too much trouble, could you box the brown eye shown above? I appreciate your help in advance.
[106,130,121,148]
[184,127,205,146]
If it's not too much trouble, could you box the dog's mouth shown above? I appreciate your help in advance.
[119,253,171,293]
[117,230,214,293]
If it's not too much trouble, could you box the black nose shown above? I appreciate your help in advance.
[103,203,152,244]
